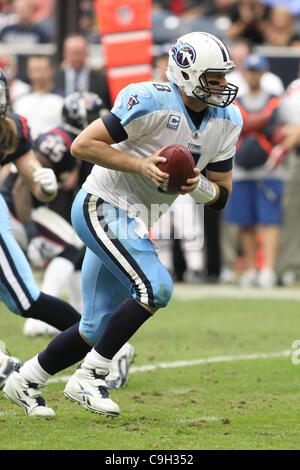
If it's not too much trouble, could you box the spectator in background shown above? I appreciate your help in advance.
[225,54,285,288]
[259,0,300,18]
[152,1,205,17]
[31,0,54,22]
[0,0,50,83]
[30,0,55,41]
[229,37,284,97]
[0,54,30,104]
[0,0,17,31]
[213,0,241,16]
[54,33,112,188]
[273,78,300,284]
[290,35,300,48]
[220,40,283,282]
[0,0,13,12]
[262,5,298,47]
[151,0,221,45]
[54,34,111,107]
[13,55,64,138]
[225,0,271,44]
[78,0,100,44]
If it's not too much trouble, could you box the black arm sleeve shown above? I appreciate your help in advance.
[206,157,233,173]
[102,112,128,143]
[206,185,229,211]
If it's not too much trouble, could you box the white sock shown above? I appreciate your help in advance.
[42,257,75,296]
[82,348,112,376]
[20,355,51,385]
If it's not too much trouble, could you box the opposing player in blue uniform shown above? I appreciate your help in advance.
[0,71,82,403]
[4,32,243,418]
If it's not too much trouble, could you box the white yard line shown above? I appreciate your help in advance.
[172,283,300,300]
[47,349,291,384]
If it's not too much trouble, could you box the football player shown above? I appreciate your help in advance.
[0,91,109,336]
[2,90,135,390]
[0,71,82,396]
[4,32,243,417]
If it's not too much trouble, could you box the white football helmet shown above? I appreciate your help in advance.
[166,32,238,108]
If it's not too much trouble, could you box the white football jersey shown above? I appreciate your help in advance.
[83,81,243,228]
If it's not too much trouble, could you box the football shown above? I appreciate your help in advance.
[157,144,195,194]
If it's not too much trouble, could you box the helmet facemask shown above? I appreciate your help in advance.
[193,69,238,108]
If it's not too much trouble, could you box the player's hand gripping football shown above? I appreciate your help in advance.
[179,167,200,194]
[30,161,58,195]
[137,149,170,189]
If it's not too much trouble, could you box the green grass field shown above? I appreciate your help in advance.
[0,284,300,451]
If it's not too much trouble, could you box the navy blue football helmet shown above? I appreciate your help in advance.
[62,91,108,134]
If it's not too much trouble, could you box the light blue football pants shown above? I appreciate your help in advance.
[71,189,173,345]
[0,194,40,315]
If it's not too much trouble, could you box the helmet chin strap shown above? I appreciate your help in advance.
[190,86,222,107]
[193,73,238,108]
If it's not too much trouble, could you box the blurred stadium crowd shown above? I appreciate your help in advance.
[1,0,300,299]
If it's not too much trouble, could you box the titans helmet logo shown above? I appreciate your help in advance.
[172,42,196,68]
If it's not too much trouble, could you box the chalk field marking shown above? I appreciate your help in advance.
[172,284,300,301]
[47,349,291,384]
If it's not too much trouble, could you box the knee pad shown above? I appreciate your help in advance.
[131,262,173,309]
[152,265,173,308]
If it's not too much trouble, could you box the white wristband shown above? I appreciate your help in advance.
[191,173,217,204]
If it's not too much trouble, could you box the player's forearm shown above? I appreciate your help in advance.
[282,123,300,151]
[12,176,33,222]
[32,183,57,203]
[16,169,57,203]
[71,138,140,174]
[16,152,58,203]
[13,181,55,216]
